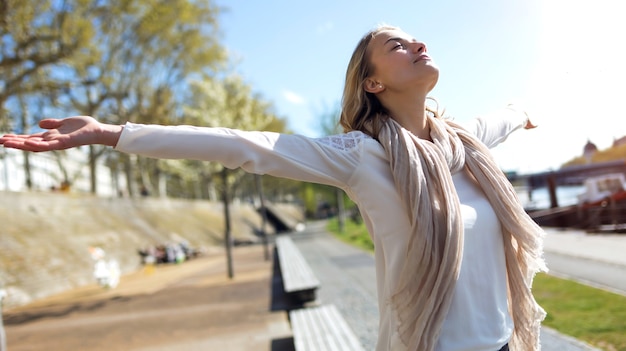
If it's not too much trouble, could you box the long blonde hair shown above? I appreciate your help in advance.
[339,25,441,138]
[339,25,546,351]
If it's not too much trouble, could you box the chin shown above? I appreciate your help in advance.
[426,66,439,92]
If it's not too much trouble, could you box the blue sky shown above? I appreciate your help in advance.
[216,0,626,174]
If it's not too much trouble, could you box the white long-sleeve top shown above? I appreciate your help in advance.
[115,108,529,351]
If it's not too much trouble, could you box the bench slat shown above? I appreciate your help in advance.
[276,235,320,293]
[323,305,350,350]
[290,305,365,351]
[304,305,329,351]
[291,309,310,351]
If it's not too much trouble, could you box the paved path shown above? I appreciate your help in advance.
[543,227,626,295]
[290,221,607,351]
[2,246,293,351]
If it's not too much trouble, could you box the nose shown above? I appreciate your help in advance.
[411,41,427,54]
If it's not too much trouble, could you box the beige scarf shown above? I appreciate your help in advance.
[377,115,547,351]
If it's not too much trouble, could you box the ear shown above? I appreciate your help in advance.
[364,78,384,93]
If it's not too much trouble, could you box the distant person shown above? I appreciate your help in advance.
[140,186,150,197]
[60,180,71,192]
[0,24,545,351]
[89,246,120,289]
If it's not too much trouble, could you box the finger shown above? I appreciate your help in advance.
[525,120,538,129]
[0,133,46,145]
[0,135,32,145]
[38,119,64,129]
[1,133,42,139]
[0,135,15,145]
[20,139,65,152]
[1,140,36,151]
[1,136,62,151]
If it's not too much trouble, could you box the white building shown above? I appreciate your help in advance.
[0,146,124,197]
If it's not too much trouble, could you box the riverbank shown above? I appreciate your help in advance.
[0,191,304,309]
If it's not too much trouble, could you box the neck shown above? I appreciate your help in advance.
[379,92,430,140]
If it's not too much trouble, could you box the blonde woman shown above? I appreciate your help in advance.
[1,25,545,351]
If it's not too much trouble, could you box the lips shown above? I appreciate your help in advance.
[414,54,431,63]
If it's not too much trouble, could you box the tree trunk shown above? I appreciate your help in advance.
[89,145,97,194]
[222,168,234,279]
[123,154,136,197]
[336,187,346,233]
[22,151,32,190]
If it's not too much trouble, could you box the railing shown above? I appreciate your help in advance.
[580,201,626,232]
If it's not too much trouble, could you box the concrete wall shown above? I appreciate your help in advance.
[0,191,304,309]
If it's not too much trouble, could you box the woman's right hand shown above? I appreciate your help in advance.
[0,116,123,152]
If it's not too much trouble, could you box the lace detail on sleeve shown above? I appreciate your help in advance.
[315,131,369,151]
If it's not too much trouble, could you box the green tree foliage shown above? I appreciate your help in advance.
[1,0,296,201]
[169,74,290,200]
[0,0,95,130]
[56,0,227,194]
[1,0,100,189]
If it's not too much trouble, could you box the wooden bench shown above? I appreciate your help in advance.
[290,304,365,351]
[275,235,320,302]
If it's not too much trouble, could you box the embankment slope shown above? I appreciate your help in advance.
[0,191,303,308]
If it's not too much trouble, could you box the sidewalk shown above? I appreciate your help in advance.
[290,222,605,351]
[543,227,626,267]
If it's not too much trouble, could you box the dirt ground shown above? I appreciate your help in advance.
[3,244,294,351]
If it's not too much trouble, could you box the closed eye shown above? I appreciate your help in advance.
[385,36,414,51]
[392,42,406,51]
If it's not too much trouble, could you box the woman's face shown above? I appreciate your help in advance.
[365,29,439,95]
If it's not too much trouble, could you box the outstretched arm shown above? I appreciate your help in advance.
[2,117,362,188]
[0,116,123,152]
[465,105,536,148]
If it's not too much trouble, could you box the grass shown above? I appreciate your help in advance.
[326,217,375,252]
[534,273,626,351]
[326,218,626,351]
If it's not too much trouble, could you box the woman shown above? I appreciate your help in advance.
[0,25,546,351]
